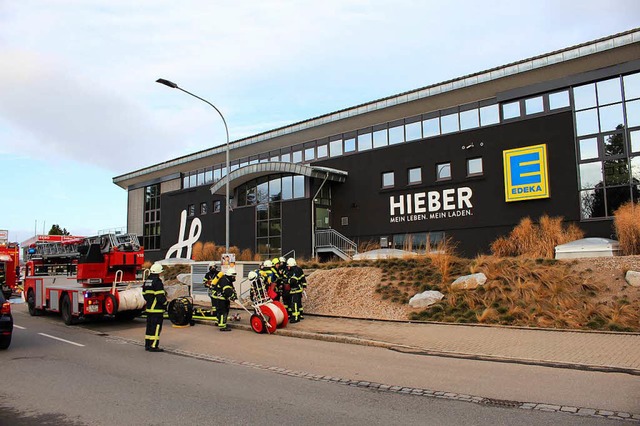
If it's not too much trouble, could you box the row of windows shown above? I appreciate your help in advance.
[574,71,640,220]
[236,174,305,207]
[187,200,222,217]
[182,85,575,190]
[382,158,483,188]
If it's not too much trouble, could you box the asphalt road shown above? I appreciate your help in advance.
[0,304,635,425]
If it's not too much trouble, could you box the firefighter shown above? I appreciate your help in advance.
[203,262,223,315]
[248,270,266,303]
[286,258,307,322]
[143,263,168,352]
[216,267,238,332]
[271,257,285,302]
[260,260,276,300]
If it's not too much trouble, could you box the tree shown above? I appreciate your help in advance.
[48,224,70,236]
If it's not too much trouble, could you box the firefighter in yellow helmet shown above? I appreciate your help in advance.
[143,263,168,352]
[285,258,307,322]
[216,267,238,332]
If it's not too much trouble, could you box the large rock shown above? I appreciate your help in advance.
[409,290,444,308]
[450,273,487,290]
[625,270,640,287]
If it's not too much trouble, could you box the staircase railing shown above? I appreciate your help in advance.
[315,228,358,259]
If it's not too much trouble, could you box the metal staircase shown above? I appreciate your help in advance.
[315,229,358,261]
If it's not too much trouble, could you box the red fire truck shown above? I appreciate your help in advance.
[0,230,20,299]
[24,233,146,325]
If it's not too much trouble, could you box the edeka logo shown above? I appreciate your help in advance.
[503,144,550,202]
[389,187,474,223]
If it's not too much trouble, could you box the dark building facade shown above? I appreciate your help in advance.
[114,29,640,262]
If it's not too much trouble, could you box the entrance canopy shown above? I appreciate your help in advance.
[209,162,348,195]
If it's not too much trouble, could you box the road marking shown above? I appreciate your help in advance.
[38,333,85,347]
[13,325,26,330]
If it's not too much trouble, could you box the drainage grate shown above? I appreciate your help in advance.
[481,398,521,408]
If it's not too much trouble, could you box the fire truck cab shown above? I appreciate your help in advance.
[24,233,146,325]
[0,241,19,299]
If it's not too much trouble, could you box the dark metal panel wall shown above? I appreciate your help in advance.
[282,199,312,259]
[314,111,589,256]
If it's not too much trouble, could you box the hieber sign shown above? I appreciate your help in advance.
[389,187,473,223]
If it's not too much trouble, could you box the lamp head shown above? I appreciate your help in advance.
[156,78,178,88]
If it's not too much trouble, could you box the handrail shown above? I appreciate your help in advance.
[315,229,358,259]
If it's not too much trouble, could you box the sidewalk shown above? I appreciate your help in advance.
[217,306,640,375]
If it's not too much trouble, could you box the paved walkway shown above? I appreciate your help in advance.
[217,306,640,375]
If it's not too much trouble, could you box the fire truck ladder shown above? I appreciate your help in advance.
[29,240,84,259]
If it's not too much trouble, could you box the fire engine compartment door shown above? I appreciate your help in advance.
[50,290,59,311]
[35,279,44,309]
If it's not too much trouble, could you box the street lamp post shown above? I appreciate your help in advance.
[156,78,230,253]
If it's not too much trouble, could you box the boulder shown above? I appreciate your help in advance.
[625,270,640,287]
[409,290,444,308]
[450,273,487,291]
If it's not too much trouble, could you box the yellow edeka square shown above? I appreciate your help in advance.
[503,144,550,202]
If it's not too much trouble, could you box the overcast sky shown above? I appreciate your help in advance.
[1,0,639,244]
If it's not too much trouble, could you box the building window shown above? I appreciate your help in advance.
[200,202,208,215]
[317,144,328,158]
[357,132,372,151]
[408,167,422,184]
[304,147,315,161]
[382,171,394,188]
[330,139,343,157]
[373,129,388,148]
[423,117,440,137]
[549,90,570,110]
[187,204,195,217]
[502,101,521,120]
[405,121,422,141]
[292,150,302,163]
[467,158,483,176]
[525,96,544,115]
[460,109,479,131]
[344,137,356,153]
[213,200,221,213]
[479,105,500,126]
[143,184,161,251]
[440,113,459,134]
[436,162,451,181]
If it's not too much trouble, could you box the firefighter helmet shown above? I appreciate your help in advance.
[287,258,296,267]
[248,271,258,281]
[272,257,280,265]
[263,260,273,268]
[150,263,163,274]
[225,267,237,276]
[279,256,286,264]
[208,262,217,269]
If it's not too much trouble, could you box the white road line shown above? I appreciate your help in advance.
[38,333,85,347]
[13,325,26,330]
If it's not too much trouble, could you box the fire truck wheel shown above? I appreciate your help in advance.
[27,290,42,316]
[250,314,266,333]
[60,294,76,326]
[104,294,118,315]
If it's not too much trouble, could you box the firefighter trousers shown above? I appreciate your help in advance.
[216,299,230,329]
[289,292,303,322]
[145,313,164,349]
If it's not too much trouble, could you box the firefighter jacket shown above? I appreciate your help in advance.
[142,273,167,314]
[287,266,307,293]
[259,267,275,285]
[217,275,238,301]
[204,270,225,297]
